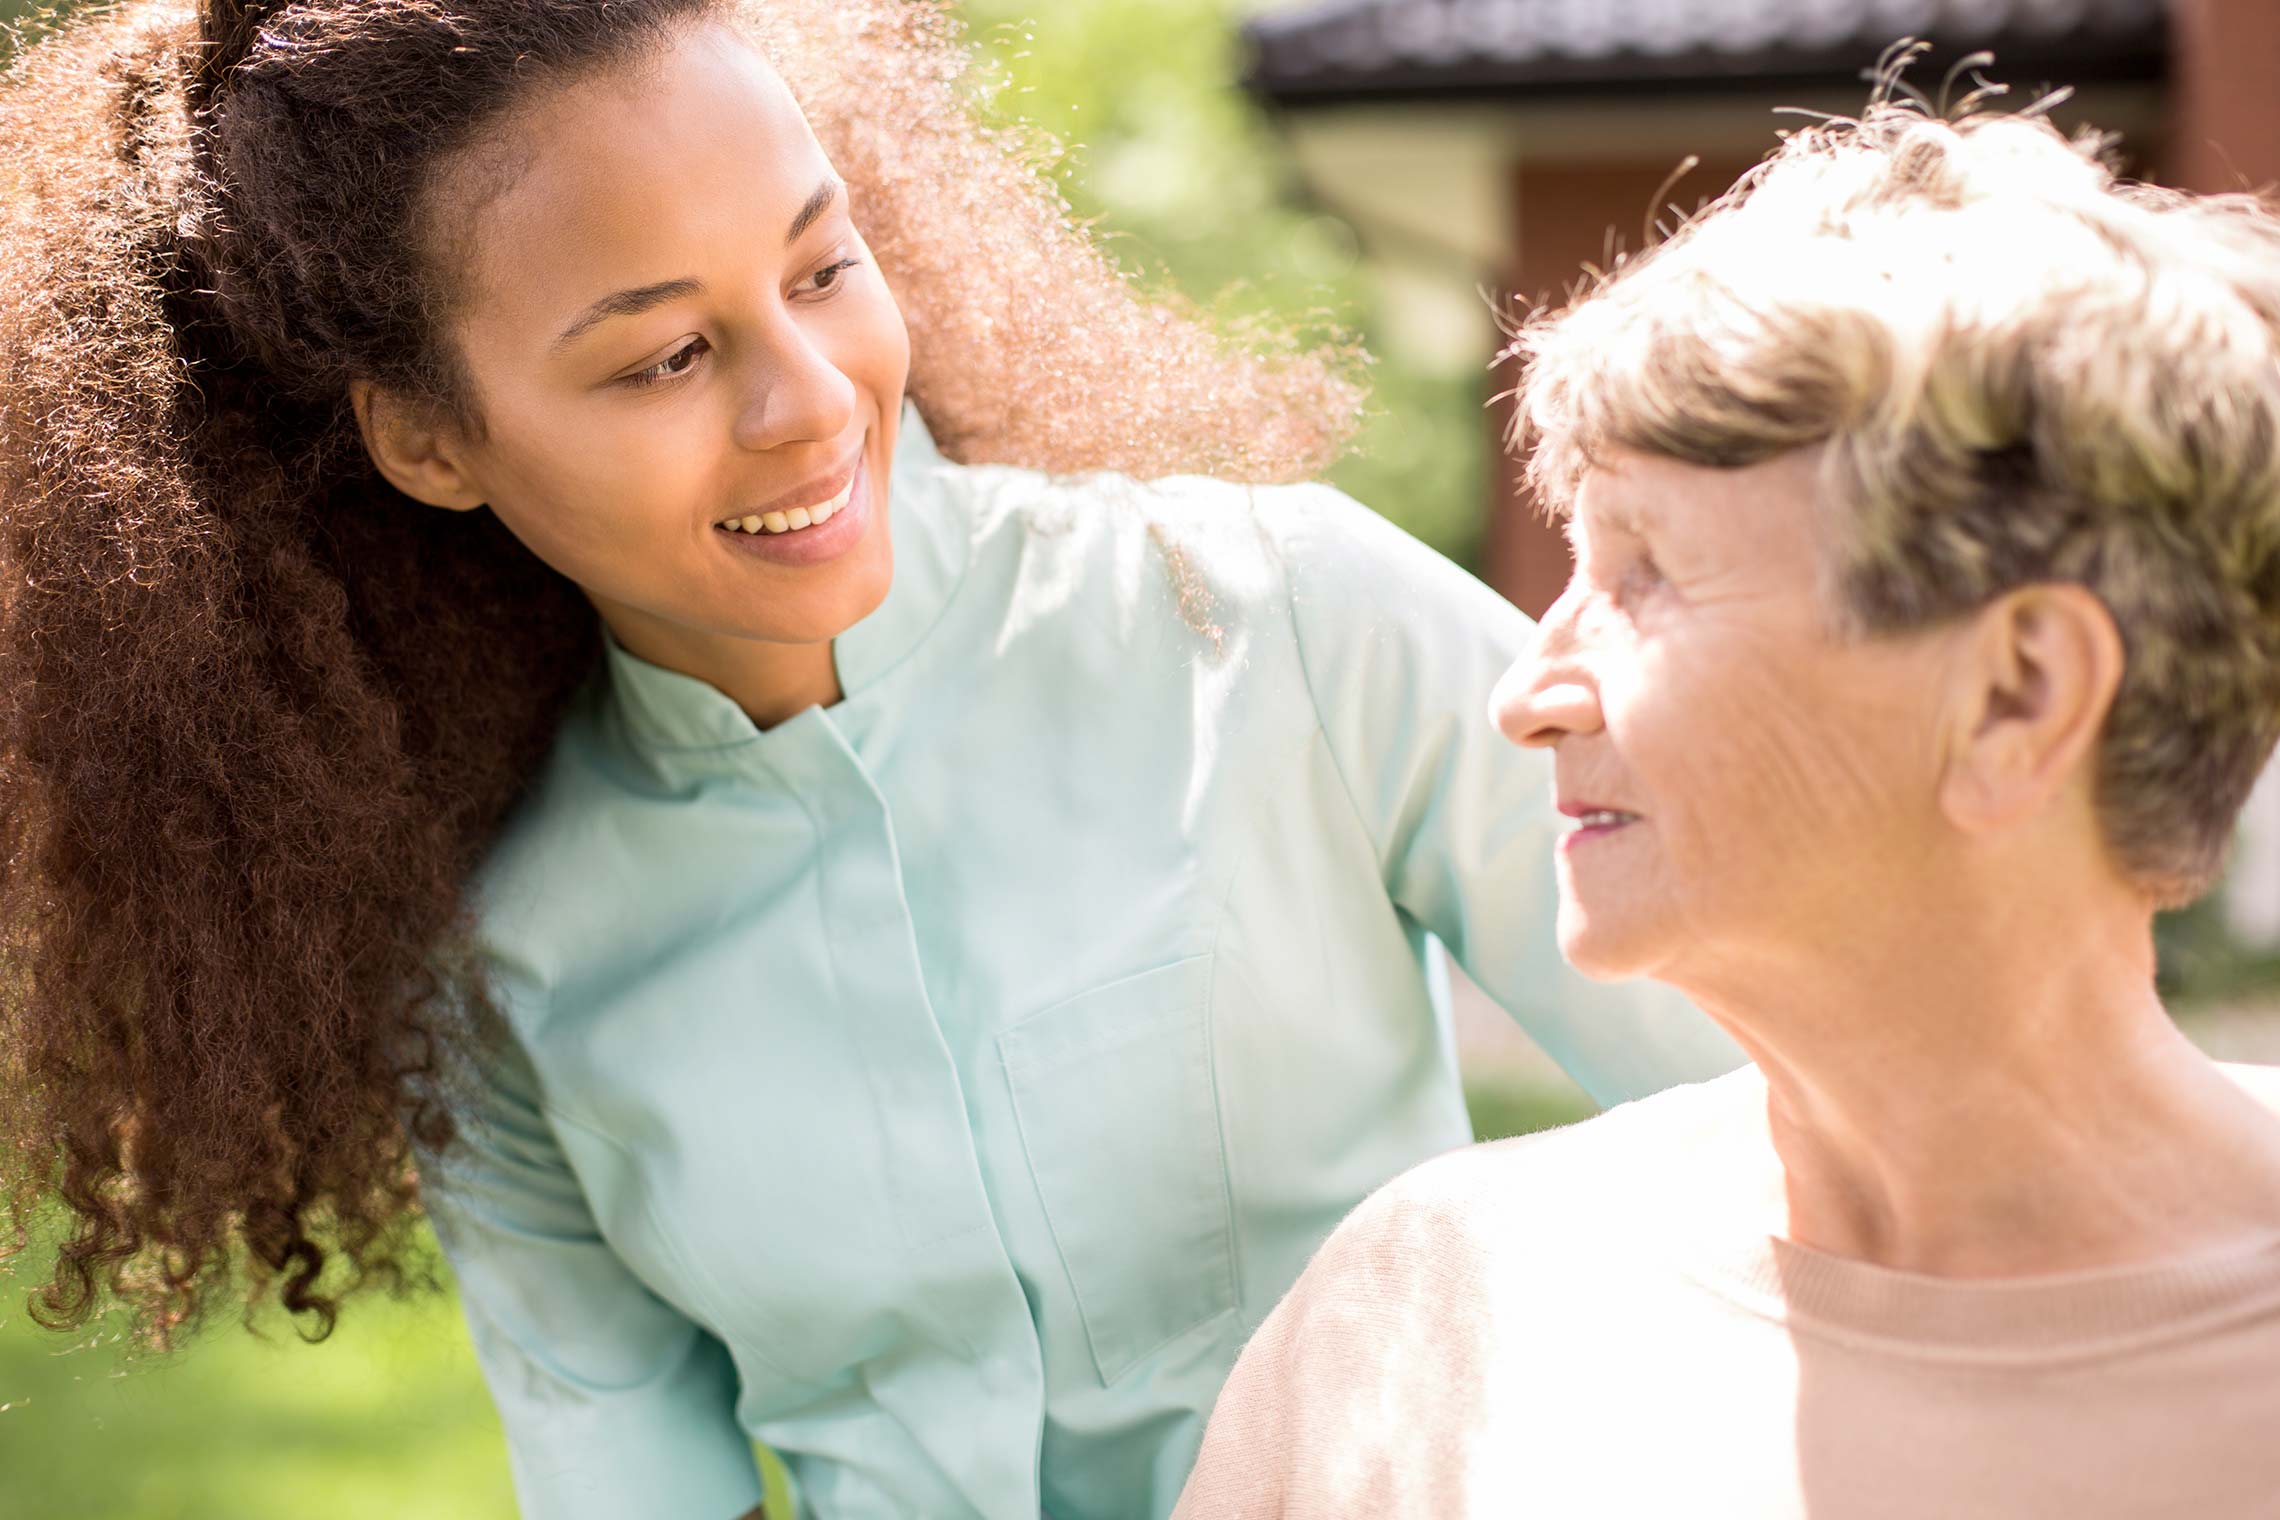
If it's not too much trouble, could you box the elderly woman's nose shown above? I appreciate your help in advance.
[1490,585,1605,747]
[1490,656,1603,749]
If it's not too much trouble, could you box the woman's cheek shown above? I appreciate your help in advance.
[838,278,912,391]
[500,426,694,569]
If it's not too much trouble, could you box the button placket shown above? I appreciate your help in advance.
[758,717,993,1248]
[757,713,1048,1517]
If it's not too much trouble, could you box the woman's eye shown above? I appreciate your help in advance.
[624,337,708,389]
[807,256,863,295]
[1618,554,1664,602]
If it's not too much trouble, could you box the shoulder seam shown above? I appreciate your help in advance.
[1274,491,1393,876]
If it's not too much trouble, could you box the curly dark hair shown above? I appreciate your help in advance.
[0,0,1360,1345]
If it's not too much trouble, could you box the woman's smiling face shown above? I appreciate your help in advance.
[417,21,911,662]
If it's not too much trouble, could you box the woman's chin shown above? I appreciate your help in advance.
[721,536,895,646]
[1556,906,1661,982]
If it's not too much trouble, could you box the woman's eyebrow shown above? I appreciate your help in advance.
[550,180,846,352]
[1573,495,1643,542]
[552,278,703,351]
[784,177,844,246]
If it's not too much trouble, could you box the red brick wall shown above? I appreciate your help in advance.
[2165,0,2280,194]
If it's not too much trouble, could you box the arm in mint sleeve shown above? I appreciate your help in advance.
[419,1016,764,1520]
[1272,485,1745,1106]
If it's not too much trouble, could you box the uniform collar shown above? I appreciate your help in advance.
[601,403,971,753]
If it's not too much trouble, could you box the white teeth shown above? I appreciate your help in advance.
[718,475,858,535]
[1576,810,1633,829]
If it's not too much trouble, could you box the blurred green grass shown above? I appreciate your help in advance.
[0,1273,518,1519]
[0,1079,1580,1520]
[1465,1081,1599,1144]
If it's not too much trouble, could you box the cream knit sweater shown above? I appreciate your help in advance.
[1174,1068,2280,1520]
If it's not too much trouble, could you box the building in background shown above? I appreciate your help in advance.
[1241,0,2280,944]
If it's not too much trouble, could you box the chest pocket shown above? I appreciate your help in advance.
[999,954,1238,1384]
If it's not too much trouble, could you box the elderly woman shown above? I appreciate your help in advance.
[1174,101,2280,1519]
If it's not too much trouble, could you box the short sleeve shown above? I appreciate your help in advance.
[1268,485,1744,1107]
[420,1020,763,1520]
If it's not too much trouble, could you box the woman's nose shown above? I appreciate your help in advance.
[732,330,859,453]
[1492,669,1602,748]
[1490,611,1604,749]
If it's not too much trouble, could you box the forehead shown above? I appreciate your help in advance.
[446,23,829,322]
[1574,447,1829,541]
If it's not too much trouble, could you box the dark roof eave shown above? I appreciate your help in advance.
[1243,39,2168,112]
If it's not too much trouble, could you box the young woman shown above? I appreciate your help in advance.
[0,1,1739,1515]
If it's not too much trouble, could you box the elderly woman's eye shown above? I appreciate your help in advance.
[1619,553,1664,599]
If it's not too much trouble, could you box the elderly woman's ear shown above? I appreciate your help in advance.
[1938,583,2127,846]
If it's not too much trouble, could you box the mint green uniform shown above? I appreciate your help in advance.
[425,410,1741,1520]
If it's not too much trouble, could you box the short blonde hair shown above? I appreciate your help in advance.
[1510,102,2280,905]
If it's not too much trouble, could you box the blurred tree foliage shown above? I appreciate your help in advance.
[954,0,1490,563]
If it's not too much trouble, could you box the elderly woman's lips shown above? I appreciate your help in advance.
[1560,808,1641,849]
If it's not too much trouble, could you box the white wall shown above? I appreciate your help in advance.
[2229,761,2280,949]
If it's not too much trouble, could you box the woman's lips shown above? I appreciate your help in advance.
[1558,804,1642,851]
[1560,816,1637,850]
[713,454,872,567]
[717,470,857,536]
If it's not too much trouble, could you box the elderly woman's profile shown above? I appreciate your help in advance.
[1174,97,2280,1519]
